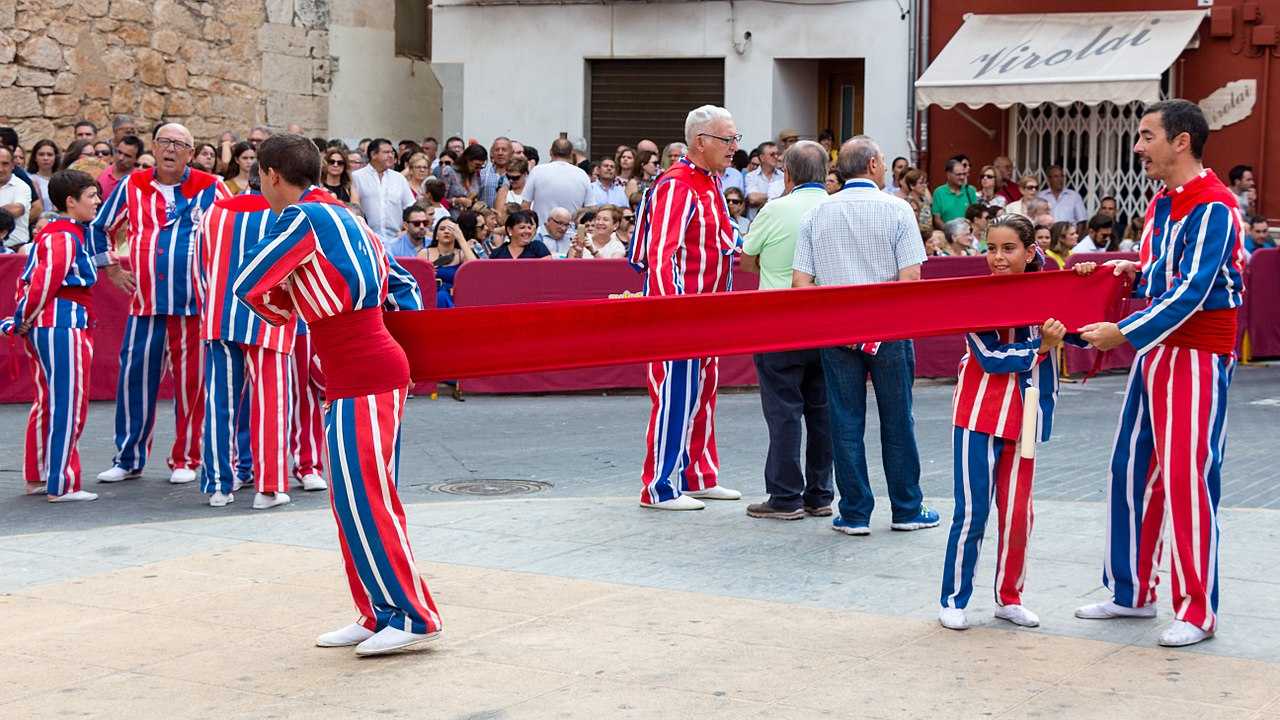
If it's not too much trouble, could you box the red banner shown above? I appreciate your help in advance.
[385,270,1129,381]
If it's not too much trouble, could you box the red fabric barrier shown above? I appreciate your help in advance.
[1246,248,1280,357]
[1063,253,1141,374]
[394,259,438,395]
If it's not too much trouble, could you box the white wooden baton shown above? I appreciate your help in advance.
[1020,385,1040,460]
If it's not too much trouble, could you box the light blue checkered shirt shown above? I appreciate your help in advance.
[793,178,926,286]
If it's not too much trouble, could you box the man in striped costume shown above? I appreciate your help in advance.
[90,123,230,486]
[234,134,440,656]
[195,166,330,509]
[629,105,743,511]
[1079,100,1247,648]
[2,170,102,502]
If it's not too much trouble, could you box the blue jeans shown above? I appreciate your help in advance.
[819,341,923,524]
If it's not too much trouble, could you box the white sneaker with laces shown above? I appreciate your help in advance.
[939,607,969,630]
[316,623,376,648]
[355,627,441,656]
[1158,620,1213,647]
[98,466,141,483]
[1074,600,1156,620]
[640,495,705,511]
[300,474,327,491]
[25,484,47,496]
[48,490,99,503]
[685,485,741,501]
[994,604,1040,627]
[209,491,234,507]
[253,492,291,510]
[169,468,197,484]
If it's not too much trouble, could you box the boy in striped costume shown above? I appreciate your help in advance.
[234,135,440,656]
[90,123,230,486]
[1079,100,1246,648]
[3,170,102,502]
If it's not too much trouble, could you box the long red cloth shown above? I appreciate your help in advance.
[384,270,1129,381]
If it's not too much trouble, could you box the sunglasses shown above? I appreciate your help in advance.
[982,174,995,179]
[726,198,744,205]
[327,158,346,166]
[1023,184,1039,191]
[622,214,634,221]
[95,149,112,157]
[407,220,430,227]
[506,174,522,181]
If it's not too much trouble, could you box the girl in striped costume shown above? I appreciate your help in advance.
[938,214,1095,630]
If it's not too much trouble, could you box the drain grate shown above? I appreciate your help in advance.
[428,479,552,496]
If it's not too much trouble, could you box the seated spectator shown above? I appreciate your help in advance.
[1245,214,1274,254]
[490,210,552,259]
[923,228,947,256]
[993,155,1021,203]
[404,152,432,199]
[745,141,783,216]
[723,149,749,193]
[826,170,840,195]
[964,203,993,249]
[385,205,433,258]
[1037,164,1087,224]
[535,206,576,257]
[1047,220,1078,268]
[900,168,933,235]
[587,156,629,206]
[724,186,750,237]
[495,157,529,221]
[975,165,1007,208]
[627,149,660,199]
[1004,175,1041,217]
[885,155,909,194]
[618,205,635,244]
[931,157,977,226]
[939,218,977,256]
[423,215,476,307]
[0,209,14,253]
[472,208,501,257]
[570,204,628,259]
[1034,224,1057,266]
[321,147,361,205]
[1075,213,1115,253]
[1118,214,1143,252]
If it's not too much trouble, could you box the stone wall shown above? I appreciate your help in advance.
[0,0,333,147]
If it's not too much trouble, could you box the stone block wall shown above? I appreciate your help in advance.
[0,0,333,147]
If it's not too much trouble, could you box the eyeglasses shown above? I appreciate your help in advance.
[154,138,193,151]
[506,174,522,182]
[327,158,346,166]
[982,174,995,180]
[1023,184,1039,191]
[94,149,113,157]
[548,217,569,227]
[697,132,743,145]
[726,198,744,205]
[622,214,634,221]
[407,220,430,227]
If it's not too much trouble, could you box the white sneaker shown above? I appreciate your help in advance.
[253,492,291,510]
[169,468,197,484]
[1158,620,1213,647]
[1074,600,1157,620]
[316,623,376,648]
[355,627,441,656]
[994,604,1040,628]
[939,607,969,630]
[209,491,234,508]
[685,485,741,500]
[25,484,47,496]
[300,474,327,491]
[97,466,141,483]
[231,478,245,492]
[48,490,98,503]
[640,495,705,511]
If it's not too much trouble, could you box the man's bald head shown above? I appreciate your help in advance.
[835,135,884,186]
[154,122,194,146]
[546,207,572,239]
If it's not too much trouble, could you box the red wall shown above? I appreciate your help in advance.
[924,0,1280,219]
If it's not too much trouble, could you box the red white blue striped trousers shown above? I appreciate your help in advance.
[113,315,204,471]
[640,357,721,504]
[24,328,93,496]
[291,332,325,479]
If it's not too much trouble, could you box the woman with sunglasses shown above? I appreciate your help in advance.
[493,157,529,223]
[92,141,113,160]
[723,186,750,237]
[222,141,256,195]
[976,165,1007,209]
[626,149,661,200]
[421,215,476,308]
[136,152,156,170]
[321,147,361,205]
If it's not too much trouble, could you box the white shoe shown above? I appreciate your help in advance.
[231,478,245,492]
[48,490,98,503]
[300,474,327,491]
[640,495,706,511]
[253,492,291,510]
[1074,600,1157,620]
[316,623,375,648]
[209,491,234,508]
[685,485,741,500]
[994,604,1040,628]
[939,607,969,630]
[355,627,441,656]
[169,468,197,484]
[1158,620,1213,647]
[25,484,47,496]
[97,466,141,483]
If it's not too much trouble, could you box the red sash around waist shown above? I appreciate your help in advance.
[306,308,409,399]
[55,286,93,316]
[1163,308,1238,355]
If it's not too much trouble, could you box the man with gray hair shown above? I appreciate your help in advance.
[740,140,834,520]
[792,135,940,536]
[631,104,743,511]
[535,206,576,257]
[111,115,138,145]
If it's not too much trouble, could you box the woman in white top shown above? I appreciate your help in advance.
[494,157,529,223]
[26,139,59,212]
[570,205,628,259]
[976,164,1008,209]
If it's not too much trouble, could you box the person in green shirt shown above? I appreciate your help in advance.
[931,156,978,226]
[739,140,834,520]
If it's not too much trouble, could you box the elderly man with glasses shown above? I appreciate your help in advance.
[90,123,231,487]
[630,105,743,511]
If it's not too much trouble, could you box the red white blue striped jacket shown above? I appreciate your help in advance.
[195,192,302,352]
[89,167,230,316]
[628,158,737,296]
[4,219,96,331]
[231,188,423,327]
[1119,169,1247,355]
[953,326,1070,442]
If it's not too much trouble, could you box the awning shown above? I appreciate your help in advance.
[915,10,1206,109]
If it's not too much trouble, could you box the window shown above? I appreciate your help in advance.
[395,0,432,61]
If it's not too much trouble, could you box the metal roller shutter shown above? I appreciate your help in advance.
[587,58,725,162]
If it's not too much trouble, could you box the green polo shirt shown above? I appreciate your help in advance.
[742,185,829,290]
[931,183,978,222]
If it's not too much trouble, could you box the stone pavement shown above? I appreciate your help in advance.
[2,367,1279,718]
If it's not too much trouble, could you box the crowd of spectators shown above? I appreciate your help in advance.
[1,118,1275,305]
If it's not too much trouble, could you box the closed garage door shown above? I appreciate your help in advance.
[587,59,725,163]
